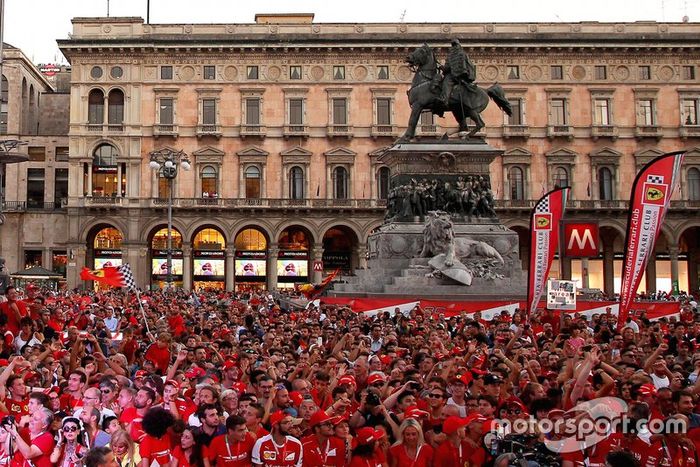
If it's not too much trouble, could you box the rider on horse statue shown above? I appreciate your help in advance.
[432,39,477,108]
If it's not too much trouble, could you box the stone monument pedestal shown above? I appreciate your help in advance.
[330,139,527,299]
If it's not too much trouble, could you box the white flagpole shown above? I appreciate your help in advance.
[134,288,150,334]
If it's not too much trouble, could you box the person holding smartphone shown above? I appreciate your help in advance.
[50,417,88,467]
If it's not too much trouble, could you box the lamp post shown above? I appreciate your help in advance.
[148,149,191,289]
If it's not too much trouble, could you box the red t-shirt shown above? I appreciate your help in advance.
[388,443,434,467]
[301,436,346,467]
[207,433,256,467]
[140,434,172,466]
[348,455,383,467]
[645,440,697,467]
[23,432,55,467]
[0,301,28,336]
[4,398,28,422]
[172,445,191,467]
[251,434,303,466]
[145,343,171,374]
[433,440,468,466]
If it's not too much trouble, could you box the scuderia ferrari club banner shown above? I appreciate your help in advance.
[527,187,569,319]
[618,150,685,329]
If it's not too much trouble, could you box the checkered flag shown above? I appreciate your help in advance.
[647,175,665,184]
[117,264,137,290]
[535,196,550,213]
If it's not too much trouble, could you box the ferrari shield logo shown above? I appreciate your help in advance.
[642,182,667,206]
[534,213,552,231]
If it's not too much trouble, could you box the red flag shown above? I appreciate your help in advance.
[297,269,340,299]
[618,150,685,329]
[526,187,569,319]
[80,267,125,288]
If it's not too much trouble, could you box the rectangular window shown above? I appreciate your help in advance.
[160,66,173,80]
[682,99,698,126]
[550,98,567,125]
[595,65,607,80]
[247,66,259,80]
[507,65,520,80]
[377,65,389,80]
[290,66,302,80]
[684,66,696,80]
[507,99,522,125]
[593,98,610,126]
[376,98,391,125]
[27,168,45,208]
[27,147,46,162]
[289,98,304,126]
[202,99,216,125]
[420,111,434,126]
[52,250,67,276]
[333,66,346,80]
[332,98,347,125]
[54,168,68,208]
[159,98,174,125]
[55,147,69,162]
[639,66,651,80]
[0,76,7,134]
[551,65,563,80]
[203,65,216,80]
[245,98,260,125]
[24,250,42,269]
[639,99,655,125]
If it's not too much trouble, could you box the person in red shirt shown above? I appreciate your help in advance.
[388,418,434,467]
[645,414,697,467]
[433,415,478,466]
[301,411,345,467]
[8,407,55,467]
[162,380,196,422]
[0,369,30,422]
[206,415,256,467]
[0,286,28,337]
[251,411,303,467]
[348,427,385,467]
[144,332,172,375]
[60,370,86,411]
[140,406,175,467]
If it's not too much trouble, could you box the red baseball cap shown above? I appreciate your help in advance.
[309,411,340,427]
[404,405,429,420]
[164,380,180,390]
[638,383,658,396]
[269,411,291,427]
[451,373,473,386]
[367,373,386,385]
[288,391,303,407]
[222,360,237,370]
[353,427,385,446]
[134,370,148,379]
[442,416,469,435]
[337,375,357,388]
[232,382,247,394]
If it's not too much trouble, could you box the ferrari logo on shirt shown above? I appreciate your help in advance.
[284,453,295,461]
[262,451,277,461]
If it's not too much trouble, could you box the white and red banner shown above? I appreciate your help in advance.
[618,151,685,329]
[320,297,681,321]
[527,187,569,319]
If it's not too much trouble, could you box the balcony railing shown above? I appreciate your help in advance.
[84,196,124,207]
[503,124,530,139]
[283,125,309,138]
[240,124,266,137]
[546,124,573,140]
[497,199,630,210]
[635,125,662,140]
[196,124,222,138]
[679,125,700,140]
[2,201,67,212]
[154,124,179,137]
[417,124,439,136]
[86,124,103,132]
[146,198,386,209]
[327,125,354,138]
[371,124,397,138]
[106,124,124,132]
[591,125,618,141]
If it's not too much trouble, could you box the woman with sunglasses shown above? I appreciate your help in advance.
[50,417,87,467]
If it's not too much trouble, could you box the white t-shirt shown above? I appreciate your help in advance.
[650,373,670,389]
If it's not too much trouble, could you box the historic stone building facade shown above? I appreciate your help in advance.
[0,43,70,282]
[10,15,693,294]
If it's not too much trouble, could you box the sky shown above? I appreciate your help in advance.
[2,0,698,64]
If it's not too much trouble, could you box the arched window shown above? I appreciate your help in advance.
[245,166,261,199]
[201,166,218,197]
[509,166,524,200]
[553,166,569,189]
[598,167,614,200]
[688,168,700,201]
[92,144,119,197]
[107,89,124,129]
[289,166,304,199]
[0,75,8,134]
[333,166,349,199]
[377,167,390,200]
[88,89,104,125]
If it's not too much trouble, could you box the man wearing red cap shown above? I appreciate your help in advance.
[433,415,484,466]
[301,411,345,466]
[252,411,303,466]
[162,379,196,421]
[206,415,256,467]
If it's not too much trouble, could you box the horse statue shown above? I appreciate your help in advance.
[398,43,512,142]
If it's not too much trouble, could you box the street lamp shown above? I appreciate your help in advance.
[148,148,191,289]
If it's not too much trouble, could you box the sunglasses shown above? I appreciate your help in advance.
[428,393,444,399]
[62,426,79,433]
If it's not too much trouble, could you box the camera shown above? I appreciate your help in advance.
[1,416,14,428]
[365,392,381,407]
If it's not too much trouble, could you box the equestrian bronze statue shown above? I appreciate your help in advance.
[398,40,512,142]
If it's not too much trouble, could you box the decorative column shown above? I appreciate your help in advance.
[86,163,93,196]
[311,246,324,283]
[116,164,123,197]
[603,243,615,297]
[225,245,235,292]
[670,246,680,294]
[66,244,86,290]
[122,242,146,289]
[561,257,572,280]
[581,258,590,289]
[182,243,192,292]
[645,258,657,293]
[267,244,279,291]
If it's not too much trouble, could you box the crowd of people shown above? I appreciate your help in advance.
[0,283,697,466]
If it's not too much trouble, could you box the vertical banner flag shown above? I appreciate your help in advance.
[527,187,569,319]
[618,150,685,329]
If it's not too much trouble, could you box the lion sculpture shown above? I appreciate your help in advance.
[419,211,504,284]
